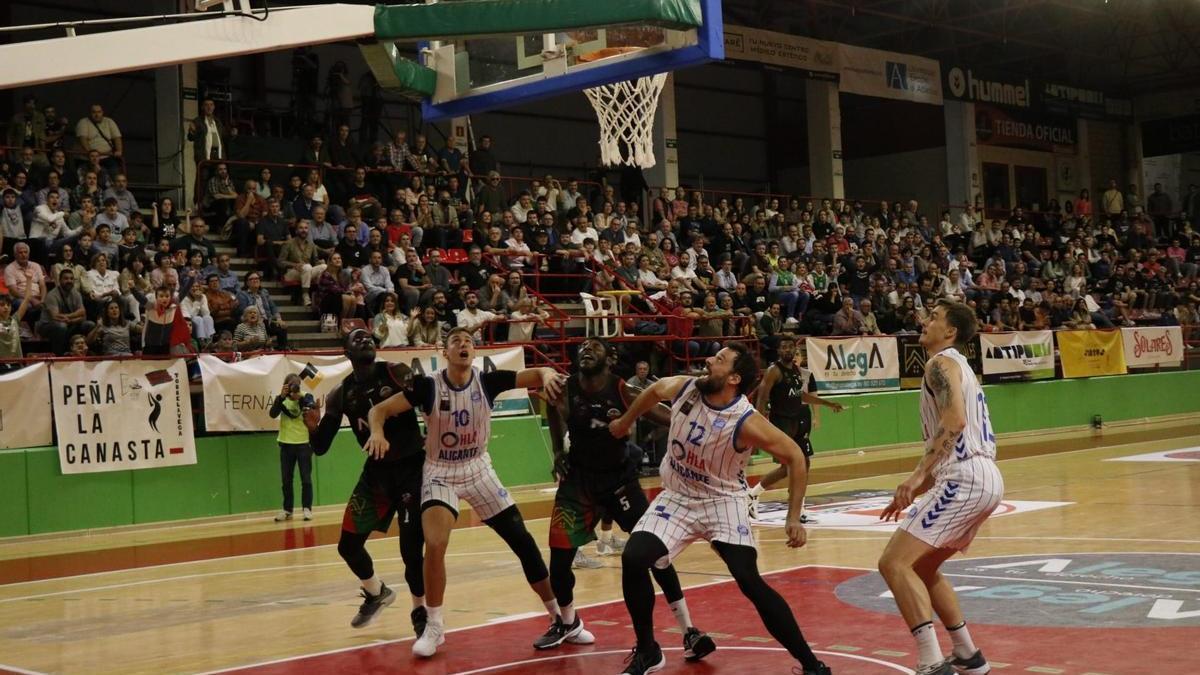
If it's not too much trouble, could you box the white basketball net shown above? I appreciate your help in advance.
[584,73,668,169]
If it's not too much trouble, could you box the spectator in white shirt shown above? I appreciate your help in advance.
[83,253,126,317]
[507,296,548,342]
[454,290,499,343]
[95,197,129,236]
[636,254,668,292]
[360,250,394,311]
[504,226,533,269]
[568,215,598,249]
[31,191,70,245]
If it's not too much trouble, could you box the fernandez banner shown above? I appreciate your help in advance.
[979,331,1056,383]
[805,336,900,393]
[200,347,530,432]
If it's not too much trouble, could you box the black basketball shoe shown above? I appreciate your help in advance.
[350,583,395,629]
[620,643,666,674]
[682,627,716,661]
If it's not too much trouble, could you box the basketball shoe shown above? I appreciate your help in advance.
[620,643,665,674]
[682,627,716,661]
[914,661,956,675]
[412,620,445,658]
[273,511,292,522]
[947,650,991,674]
[350,583,395,628]
[791,661,833,675]
[411,605,427,638]
[533,614,590,649]
[572,549,603,569]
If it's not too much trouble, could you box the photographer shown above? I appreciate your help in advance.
[269,373,319,522]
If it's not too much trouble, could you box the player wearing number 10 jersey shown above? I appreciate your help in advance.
[366,327,568,660]
[878,300,1003,675]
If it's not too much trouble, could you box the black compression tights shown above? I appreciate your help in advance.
[484,506,549,584]
[549,544,684,609]
[621,533,819,670]
[337,522,424,598]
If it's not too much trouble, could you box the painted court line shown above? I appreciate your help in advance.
[194,564,821,675]
[0,663,48,675]
[452,646,914,674]
[940,573,1200,595]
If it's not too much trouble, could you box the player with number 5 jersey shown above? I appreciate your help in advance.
[878,300,1004,675]
[366,327,568,660]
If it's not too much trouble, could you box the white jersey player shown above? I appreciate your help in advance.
[609,343,831,675]
[366,327,571,659]
[878,300,1003,675]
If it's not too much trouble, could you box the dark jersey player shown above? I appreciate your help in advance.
[310,329,427,637]
[534,338,716,662]
[749,334,844,521]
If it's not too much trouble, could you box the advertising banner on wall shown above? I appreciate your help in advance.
[979,331,1056,383]
[50,359,195,474]
[944,65,1034,109]
[0,363,53,450]
[897,335,982,389]
[722,25,838,79]
[975,104,1077,151]
[199,347,530,432]
[1121,326,1184,369]
[837,43,942,105]
[1057,330,1128,379]
[805,336,900,393]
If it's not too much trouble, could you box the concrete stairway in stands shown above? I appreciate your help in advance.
[213,239,342,351]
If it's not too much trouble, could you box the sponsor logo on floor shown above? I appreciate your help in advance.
[835,553,1200,628]
[751,489,1070,533]
[1106,447,1200,462]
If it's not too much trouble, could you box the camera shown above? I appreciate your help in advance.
[289,383,301,395]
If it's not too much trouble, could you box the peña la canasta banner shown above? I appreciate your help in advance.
[0,363,53,449]
[805,336,899,393]
[199,347,530,432]
[979,331,1056,382]
[50,359,196,474]
[1057,329,1128,379]
[1121,326,1183,368]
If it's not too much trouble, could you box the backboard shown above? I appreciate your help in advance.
[408,0,723,121]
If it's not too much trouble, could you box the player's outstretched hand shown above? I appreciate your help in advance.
[363,433,389,460]
[785,519,807,548]
[830,401,846,413]
[608,414,632,439]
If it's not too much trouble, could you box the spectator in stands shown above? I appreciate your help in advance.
[230,179,267,258]
[5,241,46,312]
[234,306,272,351]
[831,297,865,335]
[0,276,35,361]
[859,299,883,335]
[204,254,240,294]
[86,299,134,356]
[30,189,69,251]
[372,292,411,347]
[187,98,226,163]
[299,134,331,168]
[769,256,806,322]
[204,163,238,224]
[475,171,506,218]
[67,333,90,357]
[314,252,359,320]
[203,274,239,335]
[424,248,454,295]
[455,290,499,343]
[8,94,47,157]
[82,252,123,319]
[477,273,509,317]
[508,296,549,342]
[181,280,216,345]
[75,104,123,177]
[255,199,289,279]
[172,216,217,264]
[335,222,366,269]
[278,221,325,307]
[37,267,93,355]
[238,272,287,349]
[36,170,70,209]
[408,304,441,346]
[361,249,393,312]
[102,174,138,216]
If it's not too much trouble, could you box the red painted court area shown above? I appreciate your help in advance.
[227,565,1192,675]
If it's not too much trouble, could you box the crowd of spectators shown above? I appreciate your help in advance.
[3,91,1199,371]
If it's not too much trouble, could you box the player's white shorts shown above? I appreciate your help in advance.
[633,490,756,568]
[902,455,1004,551]
[421,456,515,521]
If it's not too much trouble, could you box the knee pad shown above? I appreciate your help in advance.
[487,506,548,584]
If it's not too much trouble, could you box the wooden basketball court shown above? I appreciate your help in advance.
[2,423,1197,674]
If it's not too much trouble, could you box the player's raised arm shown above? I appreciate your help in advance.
[514,366,567,401]
[621,380,672,428]
[736,411,810,549]
[755,365,779,417]
[365,390,414,459]
[545,390,570,480]
[609,375,690,438]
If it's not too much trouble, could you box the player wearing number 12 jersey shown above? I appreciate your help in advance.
[609,343,830,675]
[535,338,715,660]
[878,300,1003,675]
[366,327,568,660]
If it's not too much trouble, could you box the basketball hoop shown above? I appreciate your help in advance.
[579,47,667,169]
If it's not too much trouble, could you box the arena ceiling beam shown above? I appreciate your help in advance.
[0,4,375,89]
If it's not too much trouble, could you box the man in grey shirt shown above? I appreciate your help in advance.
[38,268,94,354]
[361,250,394,312]
[101,173,139,216]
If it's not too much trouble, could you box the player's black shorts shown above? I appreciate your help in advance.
[342,454,425,534]
[549,462,647,549]
[770,414,814,458]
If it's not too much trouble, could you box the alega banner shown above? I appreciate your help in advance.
[805,336,899,393]
[50,359,195,474]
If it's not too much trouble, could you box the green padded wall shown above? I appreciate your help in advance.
[0,450,29,537]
